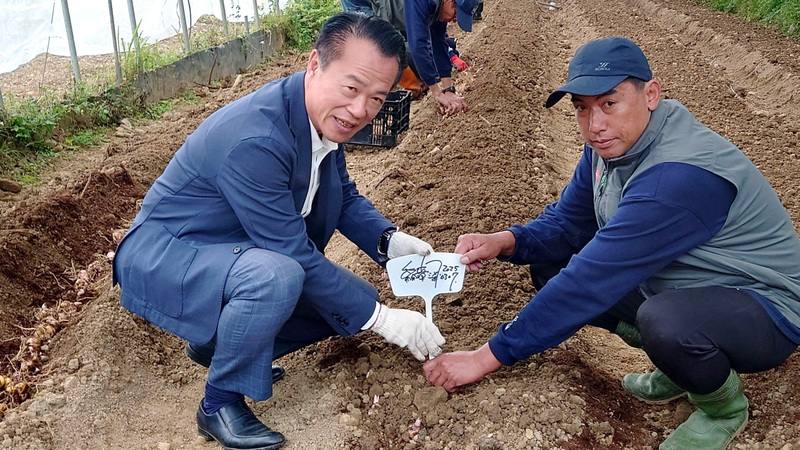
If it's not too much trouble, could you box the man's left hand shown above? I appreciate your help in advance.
[423,343,502,392]
[388,231,434,259]
[450,55,469,72]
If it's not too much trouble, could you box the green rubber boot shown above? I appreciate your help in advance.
[660,370,749,450]
[614,321,642,348]
[622,369,687,404]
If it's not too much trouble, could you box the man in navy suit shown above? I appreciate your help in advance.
[113,13,444,449]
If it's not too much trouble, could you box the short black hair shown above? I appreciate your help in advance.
[315,12,407,84]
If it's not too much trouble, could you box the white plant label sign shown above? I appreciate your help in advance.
[386,252,466,322]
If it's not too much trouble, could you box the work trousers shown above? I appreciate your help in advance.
[195,249,337,401]
[340,0,375,15]
[531,262,796,394]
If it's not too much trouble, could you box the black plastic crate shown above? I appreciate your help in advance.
[347,90,411,147]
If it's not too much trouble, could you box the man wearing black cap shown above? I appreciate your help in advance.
[424,36,800,449]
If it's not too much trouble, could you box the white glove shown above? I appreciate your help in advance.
[371,305,445,361]
[387,231,434,259]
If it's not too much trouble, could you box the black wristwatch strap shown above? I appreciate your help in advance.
[442,85,457,94]
[378,228,397,257]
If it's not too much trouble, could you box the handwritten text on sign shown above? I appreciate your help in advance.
[386,252,466,322]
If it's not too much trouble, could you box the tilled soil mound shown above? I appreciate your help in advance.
[1,0,799,448]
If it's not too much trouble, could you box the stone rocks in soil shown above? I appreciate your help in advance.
[413,386,449,425]
[590,421,615,437]
[339,410,362,426]
[354,357,370,376]
[368,380,385,398]
[68,358,80,372]
[478,434,505,449]
[0,179,22,193]
[115,122,135,138]
[535,407,566,424]
[413,386,448,413]
[368,352,383,368]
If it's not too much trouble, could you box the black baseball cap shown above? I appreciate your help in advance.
[545,36,652,108]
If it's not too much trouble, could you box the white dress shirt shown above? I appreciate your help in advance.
[304,120,382,329]
[301,119,339,218]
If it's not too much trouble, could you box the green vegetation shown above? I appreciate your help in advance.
[120,17,263,80]
[120,39,182,82]
[2,98,58,152]
[190,26,231,52]
[264,0,342,49]
[0,85,137,182]
[701,0,800,37]
[0,87,201,183]
[64,128,108,150]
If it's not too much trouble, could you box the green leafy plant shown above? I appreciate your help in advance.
[64,128,107,149]
[143,99,175,119]
[775,0,800,34]
[191,26,230,52]
[120,23,182,81]
[701,0,800,37]
[0,83,147,180]
[1,97,58,152]
[283,0,342,49]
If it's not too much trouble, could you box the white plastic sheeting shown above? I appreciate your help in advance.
[0,0,276,74]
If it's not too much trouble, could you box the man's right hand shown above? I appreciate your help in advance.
[454,231,516,272]
[424,343,502,392]
[371,305,445,361]
[434,90,468,115]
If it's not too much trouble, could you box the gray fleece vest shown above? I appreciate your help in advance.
[591,99,800,328]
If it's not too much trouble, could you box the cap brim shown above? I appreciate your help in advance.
[456,9,473,32]
[544,74,628,108]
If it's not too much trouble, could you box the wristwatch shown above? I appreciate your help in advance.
[377,228,397,257]
[441,85,457,94]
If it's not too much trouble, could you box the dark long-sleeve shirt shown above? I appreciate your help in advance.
[487,148,741,364]
[404,0,453,86]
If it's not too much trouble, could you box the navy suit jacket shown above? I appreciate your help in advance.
[113,71,394,344]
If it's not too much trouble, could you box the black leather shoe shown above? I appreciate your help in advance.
[186,343,286,383]
[197,399,285,450]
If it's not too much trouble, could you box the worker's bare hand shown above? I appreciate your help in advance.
[435,91,468,115]
[423,343,501,392]
[454,231,516,272]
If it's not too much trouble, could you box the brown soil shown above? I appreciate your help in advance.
[1,0,800,448]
